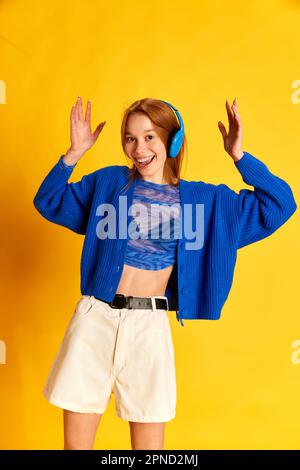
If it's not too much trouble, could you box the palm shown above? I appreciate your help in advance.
[71,118,92,149]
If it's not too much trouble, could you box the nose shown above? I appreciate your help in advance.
[134,141,149,156]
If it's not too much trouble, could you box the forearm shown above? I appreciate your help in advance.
[234,151,297,241]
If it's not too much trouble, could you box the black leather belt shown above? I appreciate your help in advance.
[94,294,169,310]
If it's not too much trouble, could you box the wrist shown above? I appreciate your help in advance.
[63,148,84,166]
[231,151,244,162]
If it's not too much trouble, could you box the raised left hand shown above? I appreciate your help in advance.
[218,99,244,162]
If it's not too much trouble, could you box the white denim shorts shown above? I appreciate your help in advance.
[43,295,176,423]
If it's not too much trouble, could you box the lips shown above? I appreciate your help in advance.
[135,155,155,167]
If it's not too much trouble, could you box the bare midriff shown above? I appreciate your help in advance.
[115,263,174,297]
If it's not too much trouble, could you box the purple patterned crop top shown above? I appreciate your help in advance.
[123,177,181,270]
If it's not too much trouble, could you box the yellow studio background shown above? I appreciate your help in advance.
[0,0,299,450]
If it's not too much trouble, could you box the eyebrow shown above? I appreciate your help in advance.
[125,129,155,136]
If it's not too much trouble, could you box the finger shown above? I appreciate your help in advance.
[70,106,75,122]
[74,98,79,122]
[77,96,83,120]
[71,104,78,124]
[232,98,241,116]
[232,102,242,126]
[85,100,91,124]
[234,113,242,126]
[225,100,234,125]
[217,121,227,140]
[93,121,106,141]
[232,99,238,113]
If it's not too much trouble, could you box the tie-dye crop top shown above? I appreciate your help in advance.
[123,177,181,270]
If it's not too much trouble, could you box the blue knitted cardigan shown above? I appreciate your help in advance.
[33,151,297,326]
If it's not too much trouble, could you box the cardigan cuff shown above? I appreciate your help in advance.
[233,151,275,186]
[58,155,77,170]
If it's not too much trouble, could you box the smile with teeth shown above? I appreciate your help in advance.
[135,155,155,166]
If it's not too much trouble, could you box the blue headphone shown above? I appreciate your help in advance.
[161,100,185,158]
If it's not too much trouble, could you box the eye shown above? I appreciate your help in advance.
[125,135,154,143]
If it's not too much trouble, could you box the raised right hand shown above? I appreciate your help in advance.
[64,97,106,164]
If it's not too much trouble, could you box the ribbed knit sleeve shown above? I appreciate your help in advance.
[219,151,297,249]
[33,155,100,234]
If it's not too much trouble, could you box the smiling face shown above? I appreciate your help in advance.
[124,112,170,184]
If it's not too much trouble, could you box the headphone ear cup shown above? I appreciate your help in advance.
[161,100,185,158]
[169,129,184,158]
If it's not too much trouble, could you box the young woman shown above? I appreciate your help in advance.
[33,97,297,450]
